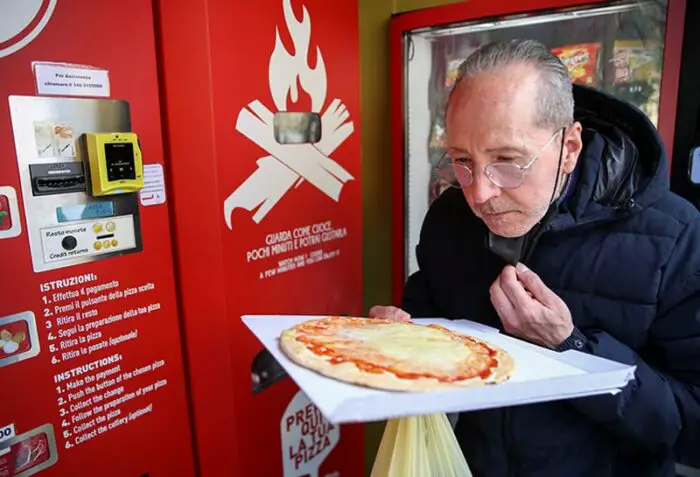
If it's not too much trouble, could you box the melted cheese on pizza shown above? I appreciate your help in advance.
[284,317,512,388]
[292,318,499,383]
[338,323,472,369]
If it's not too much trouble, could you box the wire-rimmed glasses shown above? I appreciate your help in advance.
[436,128,565,190]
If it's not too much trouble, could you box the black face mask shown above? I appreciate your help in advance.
[485,203,558,265]
[485,129,567,265]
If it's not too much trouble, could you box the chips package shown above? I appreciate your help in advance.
[552,43,601,86]
[370,413,473,477]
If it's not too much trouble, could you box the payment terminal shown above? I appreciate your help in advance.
[8,96,144,273]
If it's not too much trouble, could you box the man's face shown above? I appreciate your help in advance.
[445,64,583,238]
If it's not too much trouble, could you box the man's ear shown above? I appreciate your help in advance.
[562,122,583,174]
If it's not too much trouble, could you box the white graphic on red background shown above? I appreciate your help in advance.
[223,0,355,229]
[14,433,49,473]
[0,0,57,59]
[281,390,340,477]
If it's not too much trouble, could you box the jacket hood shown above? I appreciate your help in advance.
[483,85,670,264]
[555,84,670,229]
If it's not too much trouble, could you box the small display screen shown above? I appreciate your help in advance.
[105,142,136,181]
[273,112,322,144]
[56,202,115,223]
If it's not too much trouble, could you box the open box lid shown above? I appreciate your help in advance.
[243,315,636,424]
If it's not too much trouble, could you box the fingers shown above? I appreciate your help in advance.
[515,263,555,307]
[368,306,411,322]
[489,277,516,327]
[499,265,535,310]
[491,264,573,348]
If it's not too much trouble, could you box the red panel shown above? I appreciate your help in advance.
[657,0,687,162]
[389,0,687,303]
[157,0,364,475]
[390,0,610,34]
[152,2,238,476]
[0,1,195,476]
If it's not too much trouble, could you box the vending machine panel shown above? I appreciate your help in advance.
[8,96,143,273]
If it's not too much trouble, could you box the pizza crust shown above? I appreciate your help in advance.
[279,318,515,392]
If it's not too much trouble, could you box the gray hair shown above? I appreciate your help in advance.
[450,39,574,130]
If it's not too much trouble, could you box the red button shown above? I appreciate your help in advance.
[0,195,12,231]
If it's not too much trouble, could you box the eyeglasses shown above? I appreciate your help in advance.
[436,128,565,190]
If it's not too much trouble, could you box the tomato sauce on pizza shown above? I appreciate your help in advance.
[280,317,515,391]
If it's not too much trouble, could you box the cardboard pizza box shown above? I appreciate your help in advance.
[242,315,636,424]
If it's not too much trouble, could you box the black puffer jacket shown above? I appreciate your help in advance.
[401,86,700,477]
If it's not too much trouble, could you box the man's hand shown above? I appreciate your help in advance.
[489,263,573,349]
[368,306,411,322]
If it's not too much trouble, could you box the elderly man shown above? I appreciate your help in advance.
[371,39,700,477]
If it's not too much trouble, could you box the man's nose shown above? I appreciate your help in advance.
[467,168,500,204]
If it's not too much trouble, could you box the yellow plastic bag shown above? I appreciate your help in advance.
[370,413,473,477]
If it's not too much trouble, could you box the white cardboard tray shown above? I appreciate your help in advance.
[242,315,636,424]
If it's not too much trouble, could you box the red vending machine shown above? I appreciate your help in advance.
[156,0,365,476]
[0,1,195,476]
[389,0,687,303]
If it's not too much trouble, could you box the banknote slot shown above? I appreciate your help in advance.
[29,162,86,196]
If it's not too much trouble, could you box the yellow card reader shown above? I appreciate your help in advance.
[84,132,144,196]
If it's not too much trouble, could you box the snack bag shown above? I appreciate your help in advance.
[610,40,662,125]
[611,40,661,84]
[371,413,473,477]
[551,43,601,86]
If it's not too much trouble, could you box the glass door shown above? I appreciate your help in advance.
[403,0,669,278]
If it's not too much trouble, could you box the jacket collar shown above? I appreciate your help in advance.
[551,85,669,232]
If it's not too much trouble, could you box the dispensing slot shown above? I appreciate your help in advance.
[29,162,86,196]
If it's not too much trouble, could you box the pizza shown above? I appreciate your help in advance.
[279,316,515,391]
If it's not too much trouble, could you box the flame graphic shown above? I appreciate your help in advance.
[269,0,327,113]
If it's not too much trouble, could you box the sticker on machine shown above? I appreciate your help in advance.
[223,0,355,229]
[139,164,167,207]
[32,61,111,98]
[0,186,22,239]
[0,423,58,476]
[0,424,16,457]
[281,390,340,477]
[0,311,40,368]
[0,1,57,59]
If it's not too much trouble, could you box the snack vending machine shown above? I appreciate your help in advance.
[389,0,686,302]
[389,0,700,472]
[0,1,195,476]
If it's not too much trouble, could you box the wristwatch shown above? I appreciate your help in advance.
[554,327,588,352]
